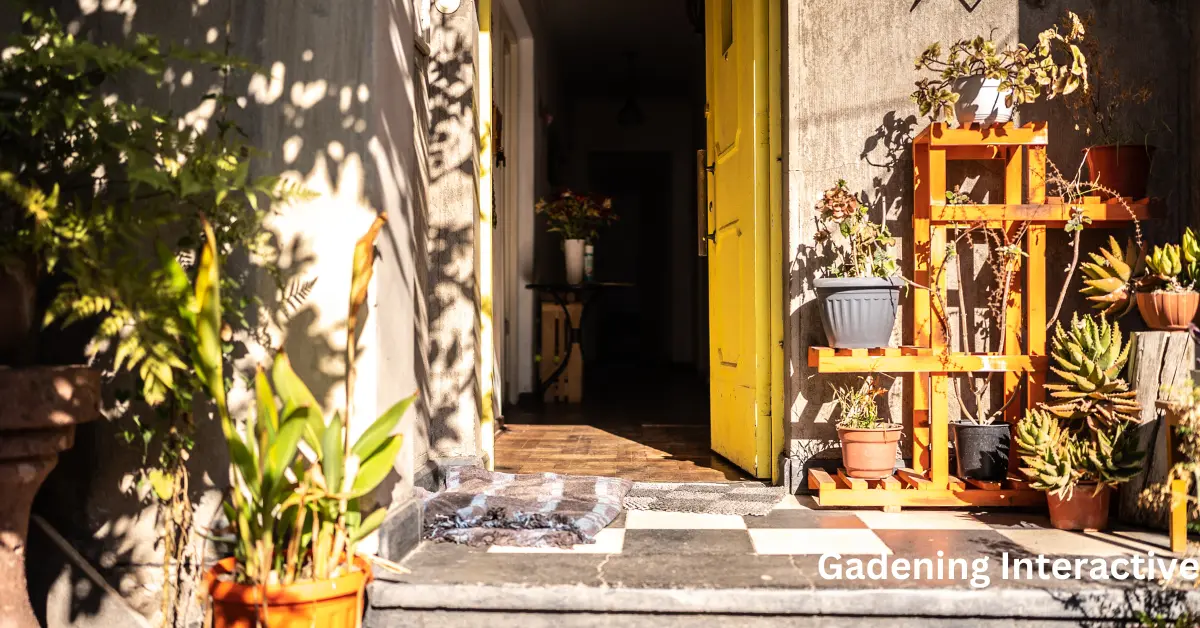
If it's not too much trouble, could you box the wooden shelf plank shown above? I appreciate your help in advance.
[914,122,1048,147]
[837,469,868,490]
[896,468,934,490]
[879,475,901,491]
[808,468,836,491]
[965,478,1003,491]
[815,486,1046,508]
[930,200,1150,224]
[947,475,967,492]
[808,347,1047,373]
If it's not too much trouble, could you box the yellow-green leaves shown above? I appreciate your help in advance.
[193,219,226,414]
[271,351,325,457]
[352,394,416,459]
[322,413,345,495]
[348,214,388,333]
[351,434,403,498]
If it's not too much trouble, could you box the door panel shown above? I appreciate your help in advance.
[706,0,769,477]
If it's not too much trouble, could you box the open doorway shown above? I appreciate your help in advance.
[491,0,748,482]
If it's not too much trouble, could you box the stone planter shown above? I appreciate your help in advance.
[952,75,1014,127]
[0,366,100,628]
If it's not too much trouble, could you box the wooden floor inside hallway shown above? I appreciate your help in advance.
[495,367,751,482]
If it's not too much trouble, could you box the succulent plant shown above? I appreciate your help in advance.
[1016,404,1144,498]
[1079,236,1141,316]
[1140,229,1200,293]
[1044,313,1140,427]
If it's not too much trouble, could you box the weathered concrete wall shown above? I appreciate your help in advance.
[425,1,483,461]
[782,0,1192,477]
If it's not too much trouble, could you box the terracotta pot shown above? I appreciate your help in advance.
[0,366,100,628]
[206,556,372,628]
[1136,291,1199,331]
[1047,484,1110,531]
[1084,145,1154,200]
[838,425,903,479]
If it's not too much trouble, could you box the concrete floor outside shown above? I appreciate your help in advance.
[367,493,1200,626]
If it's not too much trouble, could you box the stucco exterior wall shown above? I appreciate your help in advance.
[782,0,1192,478]
[21,1,478,624]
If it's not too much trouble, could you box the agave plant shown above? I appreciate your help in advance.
[1079,236,1142,316]
[1044,312,1140,427]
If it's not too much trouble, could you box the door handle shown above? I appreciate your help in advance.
[697,149,709,257]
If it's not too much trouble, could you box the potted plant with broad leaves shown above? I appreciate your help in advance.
[911,12,1088,126]
[535,190,617,284]
[190,217,416,628]
[813,180,902,349]
[1066,12,1157,200]
[0,12,297,625]
[1135,231,1200,331]
[832,376,901,479]
[1016,314,1143,530]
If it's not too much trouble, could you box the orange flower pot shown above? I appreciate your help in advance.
[1047,484,1110,531]
[205,557,372,628]
[1136,291,1199,331]
[1084,145,1154,200]
[838,425,903,479]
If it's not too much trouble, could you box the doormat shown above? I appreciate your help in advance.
[623,482,786,516]
[419,466,633,548]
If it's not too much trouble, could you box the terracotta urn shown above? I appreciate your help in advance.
[837,424,902,479]
[0,366,100,628]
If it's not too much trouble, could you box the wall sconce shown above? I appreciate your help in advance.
[434,0,462,13]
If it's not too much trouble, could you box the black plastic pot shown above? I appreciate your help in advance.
[951,422,1011,482]
[814,277,902,349]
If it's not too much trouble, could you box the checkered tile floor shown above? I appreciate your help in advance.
[485,494,1175,558]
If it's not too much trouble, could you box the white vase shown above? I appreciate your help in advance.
[564,239,586,284]
[952,75,1014,126]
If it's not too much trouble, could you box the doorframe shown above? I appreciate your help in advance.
[479,0,536,469]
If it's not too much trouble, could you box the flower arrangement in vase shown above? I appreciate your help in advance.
[536,190,617,284]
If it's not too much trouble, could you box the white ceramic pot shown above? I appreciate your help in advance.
[952,75,1014,126]
[564,238,586,284]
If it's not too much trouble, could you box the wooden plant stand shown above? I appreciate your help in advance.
[808,122,1150,511]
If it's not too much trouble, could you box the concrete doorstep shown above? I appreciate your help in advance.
[365,580,1200,627]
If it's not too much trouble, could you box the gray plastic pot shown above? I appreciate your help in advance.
[814,276,902,349]
[951,421,1011,482]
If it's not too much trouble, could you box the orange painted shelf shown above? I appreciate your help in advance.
[931,197,1152,225]
[809,468,1045,509]
[807,121,1145,511]
[808,347,1046,374]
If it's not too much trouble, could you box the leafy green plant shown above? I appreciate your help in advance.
[197,215,415,586]
[911,11,1088,122]
[814,180,899,279]
[0,10,307,622]
[1016,314,1144,498]
[831,377,890,430]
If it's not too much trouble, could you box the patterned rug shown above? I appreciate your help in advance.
[419,467,633,548]
[623,481,787,516]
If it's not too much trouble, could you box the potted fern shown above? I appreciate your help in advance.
[1135,230,1200,331]
[832,377,901,479]
[813,180,902,349]
[911,12,1088,126]
[192,218,416,627]
[1016,314,1144,530]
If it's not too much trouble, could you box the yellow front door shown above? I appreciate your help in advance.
[705,0,772,478]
